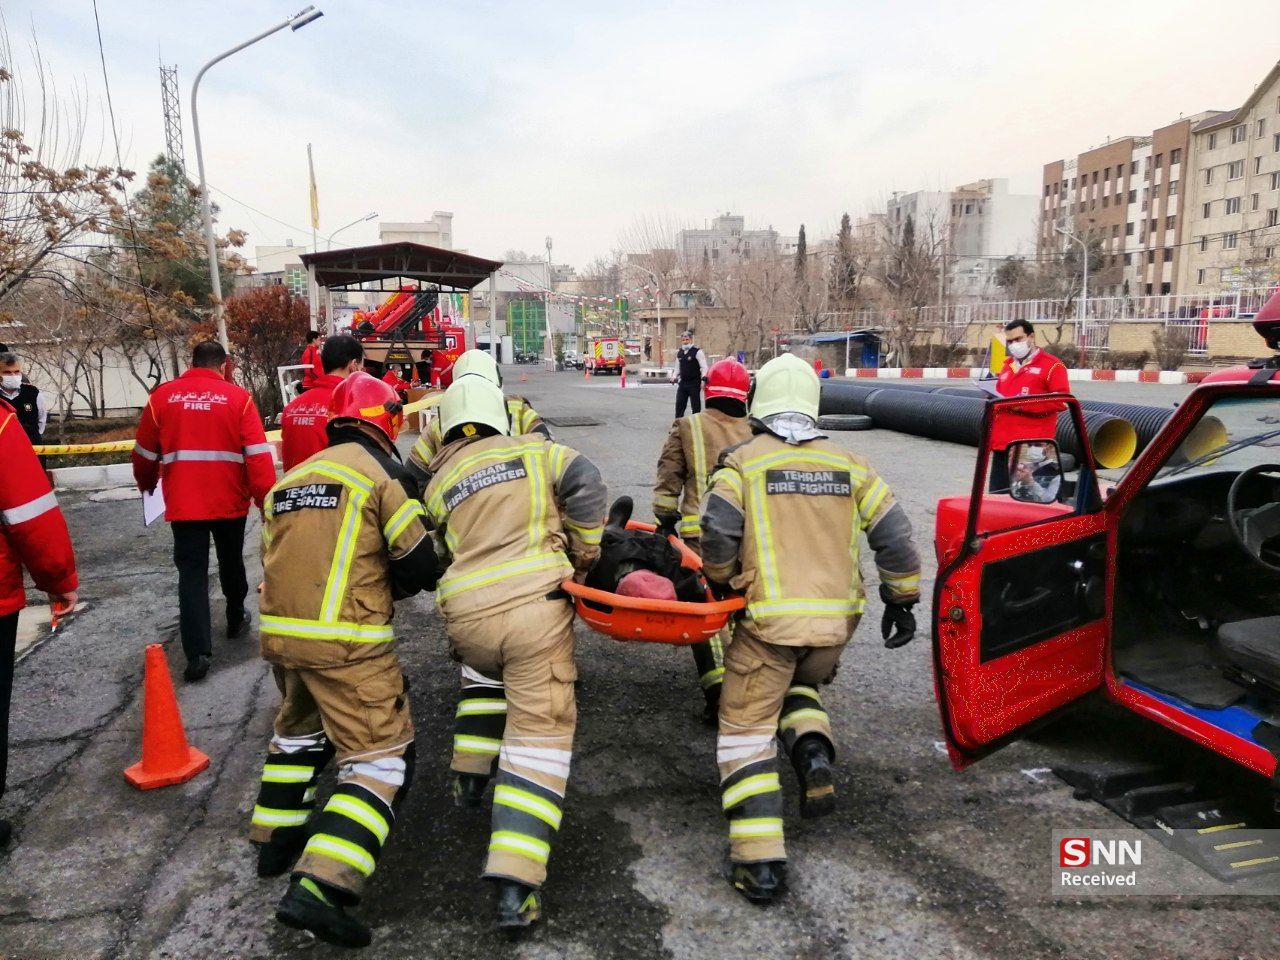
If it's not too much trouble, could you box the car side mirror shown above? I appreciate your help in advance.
[1007,441,1063,505]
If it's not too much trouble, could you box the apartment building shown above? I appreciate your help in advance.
[1040,121,1197,297]
[948,179,1038,298]
[678,213,785,263]
[1179,62,1280,297]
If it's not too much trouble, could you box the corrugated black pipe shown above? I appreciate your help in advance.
[1075,400,1176,449]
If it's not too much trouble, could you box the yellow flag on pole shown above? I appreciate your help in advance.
[307,143,319,230]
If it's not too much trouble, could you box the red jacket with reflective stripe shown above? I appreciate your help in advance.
[280,374,342,472]
[131,368,277,522]
[1,411,77,617]
[301,342,324,390]
[991,349,1070,449]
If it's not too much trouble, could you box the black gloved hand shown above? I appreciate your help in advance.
[879,584,917,649]
[655,515,679,540]
[707,578,735,602]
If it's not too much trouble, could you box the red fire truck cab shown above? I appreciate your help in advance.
[933,313,1280,795]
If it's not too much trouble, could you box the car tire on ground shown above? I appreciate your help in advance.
[816,414,874,431]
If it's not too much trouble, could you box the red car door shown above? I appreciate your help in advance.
[933,395,1113,769]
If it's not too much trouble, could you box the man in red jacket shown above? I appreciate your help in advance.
[300,330,325,391]
[1,406,77,846]
[132,341,277,681]
[990,319,1070,491]
[280,335,365,472]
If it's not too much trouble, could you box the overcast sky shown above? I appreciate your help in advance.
[6,0,1280,268]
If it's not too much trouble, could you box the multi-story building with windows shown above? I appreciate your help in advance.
[678,213,786,263]
[1179,63,1280,297]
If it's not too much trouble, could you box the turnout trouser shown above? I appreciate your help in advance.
[0,612,16,799]
[681,539,723,704]
[249,650,414,902]
[446,596,577,888]
[171,516,249,662]
[675,380,702,418]
[716,627,847,864]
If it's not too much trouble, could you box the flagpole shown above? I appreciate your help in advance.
[307,143,320,332]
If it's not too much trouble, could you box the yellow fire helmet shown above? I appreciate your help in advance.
[749,353,820,422]
[452,348,502,387]
[439,374,510,440]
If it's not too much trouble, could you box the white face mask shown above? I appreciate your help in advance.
[1007,340,1032,361]
[0,374,21,392]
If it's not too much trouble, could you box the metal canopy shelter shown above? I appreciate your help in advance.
[299,241,502,292]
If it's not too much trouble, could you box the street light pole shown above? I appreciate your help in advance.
[544,236,554,369]
[192,5,325,350]
[1055,224,1089,321]
[327,212,378,250]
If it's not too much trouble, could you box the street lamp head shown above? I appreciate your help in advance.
[290,7,324,30]
[364,212,378,221]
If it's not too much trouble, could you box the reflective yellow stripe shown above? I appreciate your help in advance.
[690,416,708,498]
[305,835,376,876]
[262,764,314,784]
[383,499,426,547]
[280,459,374,496]
[752,474,782,600]
[779,708,829,732]
[525,447,546,553]
[742,449,860,477]
[326,794,390,845]
[679,515,701,536]
[700,666,725,690]
[490,830,550,864]
[320,486,368,622]
[786,686,821,703]
[494,785,563,829]
[456,699,508,717]
[728,817,785,838]
[411,433,434,469]
[564,519,603,546]
[547,443,569,482]
[713,468,743,500]
[437,552,570,601]
[722,773,781,810]
[654,493,679,510]
[260,615,395,643]
[747,598,863,619]
[252,805,311,828]
[858,478,890,528]
[454,735,502,755]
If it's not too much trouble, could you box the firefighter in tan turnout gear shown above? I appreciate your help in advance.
[249,372,438,948]
[423,375,606,932]
[699,353,921,904]
[653,358,751,719]
[405,348,550,493]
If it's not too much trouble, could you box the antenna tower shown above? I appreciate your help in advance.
[159,62,186,171]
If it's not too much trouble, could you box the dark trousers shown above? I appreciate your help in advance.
[989,451,1010,493]
[0,612,15,798]
[675,380,702,418]
[172,517,248,662]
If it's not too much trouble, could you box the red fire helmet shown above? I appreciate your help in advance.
[328,371,405,442]
[706,358,750,402]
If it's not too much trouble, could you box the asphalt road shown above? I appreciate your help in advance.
[2,367,1277,960]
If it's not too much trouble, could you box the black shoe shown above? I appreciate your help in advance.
[183,655,211,683]
[276,877,371,949]
[730,861,786,904]
[0,819,11,847]
[256,829,307,878]
[494,880,542,934]
[226,608,248,638]
[702,685,722,727]
[452,773,489,809]
[792,734,836,819]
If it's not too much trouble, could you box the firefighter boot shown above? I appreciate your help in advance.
[452,773,489,809]
[702,683,721,727]
[730,861,786,904]
[255,827,307,878]
[276,877,371,949]
[494,879,542,935]
[791,734,836,820]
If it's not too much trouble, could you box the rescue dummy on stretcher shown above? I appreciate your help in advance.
[565,496,744,645]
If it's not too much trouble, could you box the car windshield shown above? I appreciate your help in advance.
[1150,394,1280,483]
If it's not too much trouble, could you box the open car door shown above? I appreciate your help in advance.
[932,395,1113,769]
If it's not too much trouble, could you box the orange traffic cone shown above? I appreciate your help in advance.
[124,644,210,790]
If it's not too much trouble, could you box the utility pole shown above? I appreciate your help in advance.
[544,236,555,369]
[1055,223,1089,321]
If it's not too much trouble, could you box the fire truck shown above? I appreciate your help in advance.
[585,337,624,376]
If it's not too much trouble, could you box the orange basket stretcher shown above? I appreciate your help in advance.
[561,520,745,646]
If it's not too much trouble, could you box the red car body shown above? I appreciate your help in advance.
[932,368,1280,786]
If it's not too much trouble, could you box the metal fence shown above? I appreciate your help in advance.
[916,286,1277,327]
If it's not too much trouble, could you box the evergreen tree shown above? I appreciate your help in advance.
[794,223,808,286]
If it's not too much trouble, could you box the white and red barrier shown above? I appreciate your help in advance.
[843,367,1205,385]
